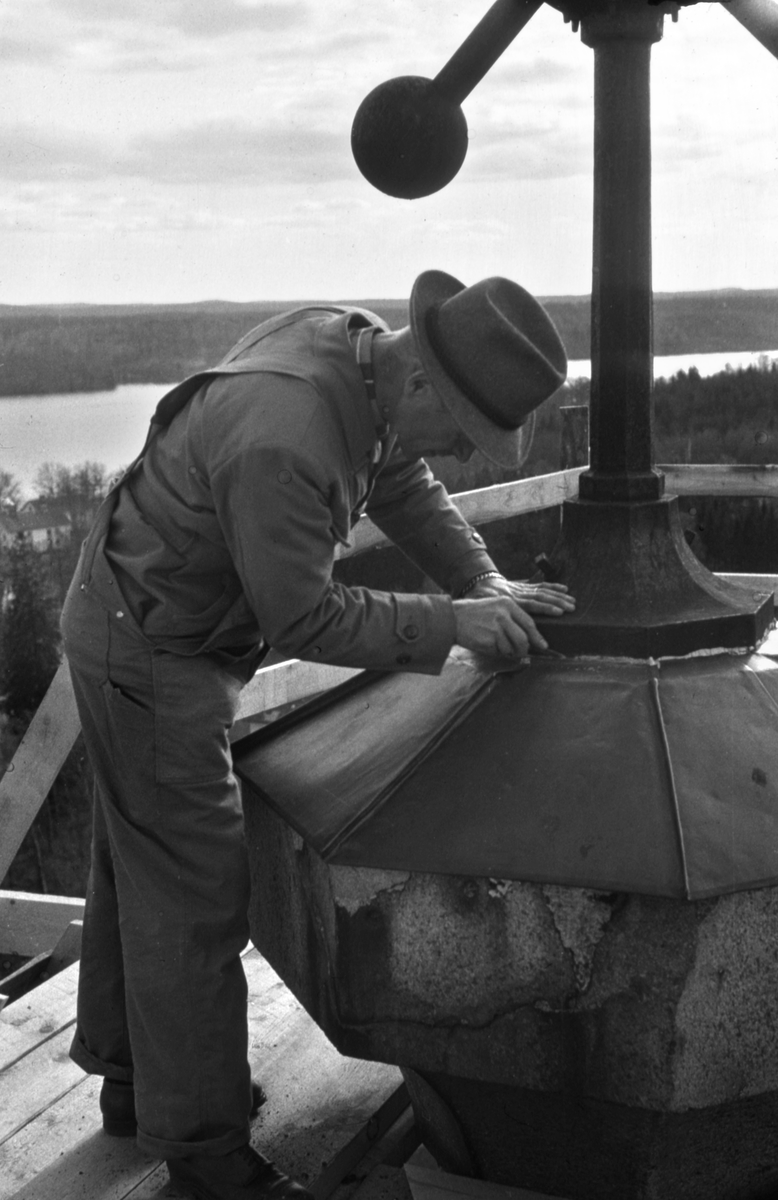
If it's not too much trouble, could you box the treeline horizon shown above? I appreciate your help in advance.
[2,287,778,397]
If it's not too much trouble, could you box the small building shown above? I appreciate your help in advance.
[0,512,18,550]
[0,501,73,550]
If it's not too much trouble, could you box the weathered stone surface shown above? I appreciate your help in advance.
[244,789,778,1114]
[243,789,778,1197]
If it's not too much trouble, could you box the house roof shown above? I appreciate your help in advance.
[14,502,73,532]
[0,501,73,538]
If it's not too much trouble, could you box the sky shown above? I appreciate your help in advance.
[1,0,777,305]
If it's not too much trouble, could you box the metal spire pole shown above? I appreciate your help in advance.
[579,4,665,503]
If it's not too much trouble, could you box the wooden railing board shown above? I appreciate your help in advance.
[662,463,778,498]
[0,662,81,884]
[0,953,52,1009]
[0,891,86,957]
[344,468,585,557]
[236,660,361,722]
[343,465,778,559]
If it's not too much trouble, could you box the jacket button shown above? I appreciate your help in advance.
[403,624,419,640]
[116,611,125,619]
[277,470,292,484]
[396,654,411,666]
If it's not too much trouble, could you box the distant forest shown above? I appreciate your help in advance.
[1,288,778,396]
[421,357,778,577]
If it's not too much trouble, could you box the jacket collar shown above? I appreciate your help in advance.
[313,310,390,471]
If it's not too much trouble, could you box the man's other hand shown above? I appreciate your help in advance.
[468,577,576,616]
[453,595,550,658]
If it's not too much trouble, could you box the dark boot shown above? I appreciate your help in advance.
[167,1144,314,1200]
[100,1078,267,1137]
[99,1079,136,1137]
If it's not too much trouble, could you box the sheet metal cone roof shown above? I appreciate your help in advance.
[234,648,778,900]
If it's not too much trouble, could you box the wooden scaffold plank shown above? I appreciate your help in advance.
[0,958,80,1074]
[0,948,404,1200]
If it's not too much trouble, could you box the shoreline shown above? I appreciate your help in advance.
[3,348,778,402]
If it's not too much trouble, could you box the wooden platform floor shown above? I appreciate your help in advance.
[0,947,412,1200]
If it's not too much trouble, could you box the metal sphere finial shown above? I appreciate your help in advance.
[351,76,468,200]
[351,0,543,200]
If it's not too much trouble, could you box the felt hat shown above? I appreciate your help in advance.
[409,270,568,468]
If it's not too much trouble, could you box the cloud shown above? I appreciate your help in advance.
[489,54,583,89]
[0,94,594,192]
[0,35,61,65]
[0,99,745,199]
[0,181,254,234]
[170,0,308,37]
[0,118,353,187]
[0,127,112,183]
[56,0,309,38]
[124,120,351,185]
[0,0,769,204]
[458,88,592,182]
[466,128,591,182]
[0,0,311,77]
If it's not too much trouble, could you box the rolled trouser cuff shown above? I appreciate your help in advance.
[69,1030,134,1084]
[138,1121,251,1159]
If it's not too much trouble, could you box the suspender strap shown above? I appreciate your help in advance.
[356,324,390,439]
[356,326,377,403]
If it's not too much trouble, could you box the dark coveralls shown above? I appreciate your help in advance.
[61,305,500,1158]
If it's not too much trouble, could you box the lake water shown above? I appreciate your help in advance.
[2,348,777,498]
[567,348,778,383]
[0,384,166,499]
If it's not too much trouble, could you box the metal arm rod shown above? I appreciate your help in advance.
[722,0,778,59]
[433,0,543,104]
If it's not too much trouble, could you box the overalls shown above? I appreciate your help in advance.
[61,306,380,1157]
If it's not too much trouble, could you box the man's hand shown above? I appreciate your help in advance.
[453,577,575,659]
[468,576,576,616]
[453,595,550,658]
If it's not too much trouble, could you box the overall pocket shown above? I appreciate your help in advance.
[99,677,158,823]
[151,650,241,786]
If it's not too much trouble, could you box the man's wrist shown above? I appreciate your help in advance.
[456,570,506,599]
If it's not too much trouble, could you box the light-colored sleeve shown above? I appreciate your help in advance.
[209,443,457,673]
[366,445,499,597]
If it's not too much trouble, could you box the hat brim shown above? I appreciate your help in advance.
[410,269,531,470]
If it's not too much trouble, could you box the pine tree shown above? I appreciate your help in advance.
[1,532,61,718]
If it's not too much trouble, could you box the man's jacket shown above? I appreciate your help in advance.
[98,307,498,674]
